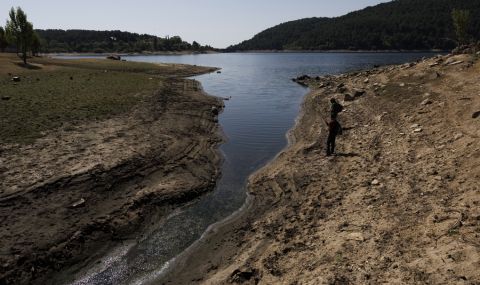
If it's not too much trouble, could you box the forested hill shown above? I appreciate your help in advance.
[228,0,480,51]
[35,29,214,53]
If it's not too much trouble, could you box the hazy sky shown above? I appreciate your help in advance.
[0,0,391,48]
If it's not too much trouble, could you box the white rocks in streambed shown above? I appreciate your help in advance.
[364,78,369,84]
[70,198,86,208]
[413,128,423,133]
[410,124,421,129]
[399,83,405,87]
[371,179,380,186]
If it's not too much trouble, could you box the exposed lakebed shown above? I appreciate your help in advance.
[64,52,438,284]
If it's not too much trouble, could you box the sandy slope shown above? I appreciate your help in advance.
[161,52,480,284]
[0,71,223,284]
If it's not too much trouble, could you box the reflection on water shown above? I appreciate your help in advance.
[66,52,439,285]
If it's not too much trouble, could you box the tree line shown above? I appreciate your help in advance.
[0,7,214,64]
[34,29,214,54]
[228,0,480,51]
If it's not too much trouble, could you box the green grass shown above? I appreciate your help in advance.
[0,68,160,143]
[0,54,214,144]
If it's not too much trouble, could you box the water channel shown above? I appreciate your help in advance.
[65,52,437,284]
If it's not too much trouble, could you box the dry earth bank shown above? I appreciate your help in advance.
[0,54,223,284]
[161,51,480,284]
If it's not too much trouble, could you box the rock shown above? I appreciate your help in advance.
[371,179,380,186]
[297,75,311,81]
[337,86,347,93]
[347,232,365,242]
[230,268,257,283]
[448,60,464,66]
[454,133,463,140]
[472,111,480,119]
[364,78,369,84]
[434,176,443,181]
[344,94,355,101]
[354,90,366,98]
[70,198,86,208]
[399,83,405,87]
[421,99,433,105]
[216,71,222,74]
[337,83,345,88]
[410,124,420,129]
[106,55,121,60]
[12,76,20,82]
[211,106,219,116]
[429,62,439,67]
[413,128,423,133]
[430,72,441,79]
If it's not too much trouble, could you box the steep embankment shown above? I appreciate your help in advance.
[161,50,480,284]
[0,56,223,284]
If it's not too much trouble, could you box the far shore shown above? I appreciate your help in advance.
[37,49,449,58]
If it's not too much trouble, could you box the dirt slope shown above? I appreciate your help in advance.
[0,56,223,284]
[161,52,480,284]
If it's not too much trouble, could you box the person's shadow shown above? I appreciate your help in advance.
[335,152,360,158]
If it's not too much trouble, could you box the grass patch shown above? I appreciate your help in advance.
[0,55,175,144]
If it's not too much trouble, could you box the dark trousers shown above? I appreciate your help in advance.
[326,133,336,155]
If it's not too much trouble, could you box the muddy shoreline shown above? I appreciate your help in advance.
[0,56,224,284]
[160,51,480,284]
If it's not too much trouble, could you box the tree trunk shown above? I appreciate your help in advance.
[22,45,27,64]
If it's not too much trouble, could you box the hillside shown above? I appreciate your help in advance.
[228,0,480,51]
[35,29,214,53]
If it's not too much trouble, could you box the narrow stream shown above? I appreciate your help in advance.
[65,52,438,285]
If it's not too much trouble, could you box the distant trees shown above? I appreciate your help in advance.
[227,0,480,51]
[35,29,215,53]
[0,26,7,52]
[452,9,471,45]
[5,7,39,64]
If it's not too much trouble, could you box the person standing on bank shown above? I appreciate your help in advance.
[330,98,343,118]
[325,114,342,156]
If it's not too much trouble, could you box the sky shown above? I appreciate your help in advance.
[0,0,391,48]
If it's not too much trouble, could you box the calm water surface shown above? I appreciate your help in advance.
[67,52,438,285]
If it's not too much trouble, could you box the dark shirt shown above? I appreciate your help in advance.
[328,120,341,136]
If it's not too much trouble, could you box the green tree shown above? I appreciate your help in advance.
[31,32,41,56]
[192,41,200,50]
[0,26,8,52]
[6,7,34,64]
[452,9,471,45]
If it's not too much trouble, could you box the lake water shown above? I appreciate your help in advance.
[66,52,438,285]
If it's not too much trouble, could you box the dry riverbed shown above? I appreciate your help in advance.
[161,50,480,284]
[0,54,223,284]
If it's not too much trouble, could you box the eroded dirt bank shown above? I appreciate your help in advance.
[0,58,223,284]
[161,51,480,284]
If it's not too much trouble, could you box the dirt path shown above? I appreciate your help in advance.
[0,58,223,284]
[160,52,480,284]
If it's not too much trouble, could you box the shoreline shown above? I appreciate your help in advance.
[159,50,480,284]
[0,55,225,284]
[42,50,219,57]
